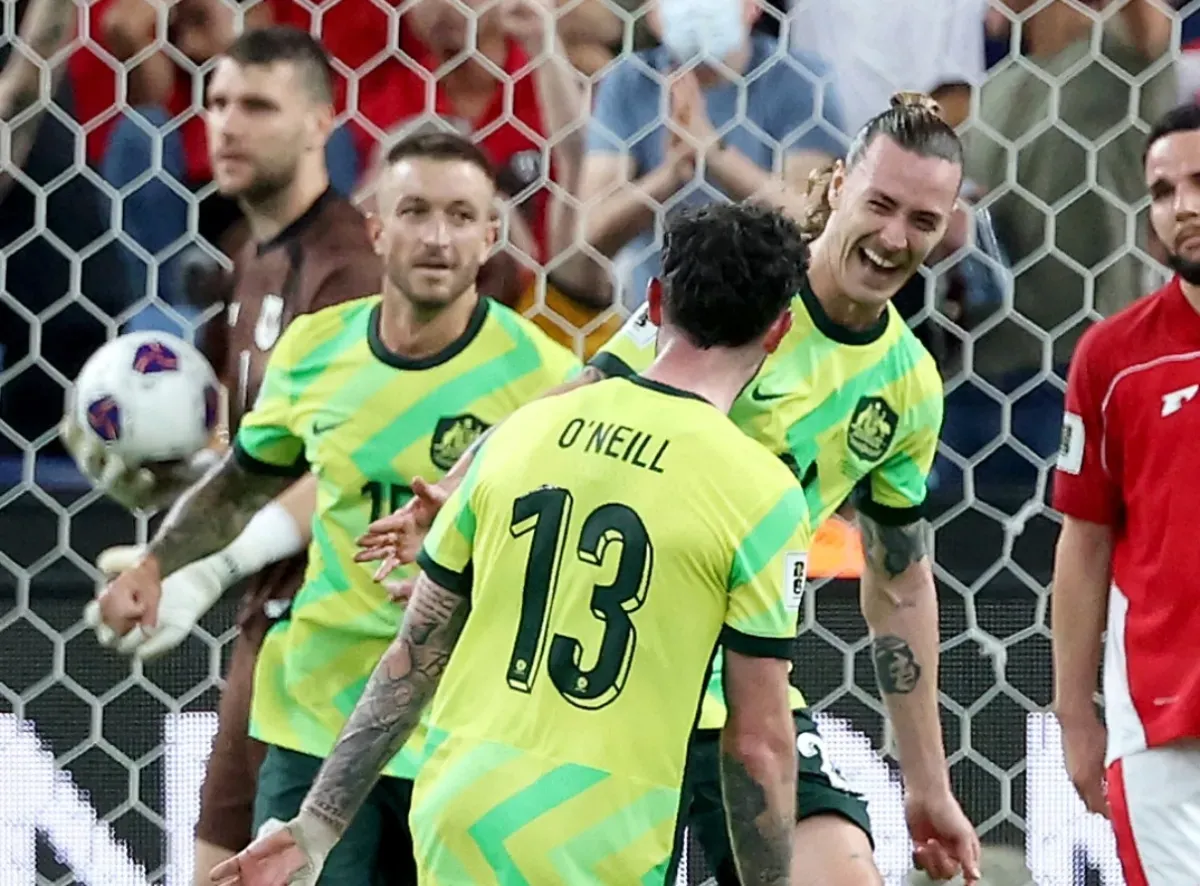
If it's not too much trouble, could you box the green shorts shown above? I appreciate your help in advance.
[686,708,873,885]
[253,744,418,886]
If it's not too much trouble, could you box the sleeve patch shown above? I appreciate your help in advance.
[783,551,808,612]
[1057,411,1084,475]
[624,308,658,348]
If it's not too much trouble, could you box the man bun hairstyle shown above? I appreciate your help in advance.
[797,90,964,242]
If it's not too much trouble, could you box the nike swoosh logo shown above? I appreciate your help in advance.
[313,420,343,436]
[749,385,788,403]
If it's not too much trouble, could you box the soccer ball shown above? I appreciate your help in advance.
[72,332,220,465]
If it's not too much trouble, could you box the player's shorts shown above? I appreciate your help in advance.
[195,608,272,851]
[254,744,418,885]
[1107,741,1200,886]
[687,708,873,885]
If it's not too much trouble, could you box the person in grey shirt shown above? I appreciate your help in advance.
[579,0,845,307]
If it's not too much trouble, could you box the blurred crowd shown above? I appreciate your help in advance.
[0,0,1192,497]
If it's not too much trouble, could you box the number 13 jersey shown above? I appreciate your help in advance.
[414,375,811,886]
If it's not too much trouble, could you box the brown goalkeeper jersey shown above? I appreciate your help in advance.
[202,189,381,627]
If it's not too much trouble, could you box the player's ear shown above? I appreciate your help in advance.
[828,159,846,210]
[365,212,384,256]
[762,308,793,354]
[646,278,664,326]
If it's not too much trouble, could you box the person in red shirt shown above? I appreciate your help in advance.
[1052,102,1200,886]
[75,0,359,311]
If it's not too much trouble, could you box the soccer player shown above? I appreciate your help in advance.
[210,200,810,886]
[91,132,580,884]
[362,91,982,885]
[63,27,382,886]
[1053,102,1200,885]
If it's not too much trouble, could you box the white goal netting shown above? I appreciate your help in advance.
[0,0,1186,883]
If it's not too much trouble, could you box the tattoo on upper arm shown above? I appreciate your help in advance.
[719,752,791,886]
[871,634,922,695]
[303,577,469,832]
[858,514,930,579]
[151,450,292,575]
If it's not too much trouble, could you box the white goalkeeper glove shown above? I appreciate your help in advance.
[59,394,222,513]
[85,501,306,660]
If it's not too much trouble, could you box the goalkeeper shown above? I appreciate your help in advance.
[359,92,983,886]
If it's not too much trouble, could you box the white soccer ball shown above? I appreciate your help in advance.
[72,332,220,465]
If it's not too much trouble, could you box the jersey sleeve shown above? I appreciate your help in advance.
[1052,326,1121,524]
[588,303,658,378]
[233,318,309,476]
[724,483,811,659]
[415,446,490,596]
[854,371,943,525]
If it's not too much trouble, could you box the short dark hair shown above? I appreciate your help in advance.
[384,132,497,185]
[1144,103,1200,165]
[660,202,807,350]
[801,91,963,240]
[223,26,334,104]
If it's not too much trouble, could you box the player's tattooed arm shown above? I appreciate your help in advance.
[857,512,951,793]
[148,449,293,576]
[300,575,469,834]
[720,754,792,886]
[0,0,78,200]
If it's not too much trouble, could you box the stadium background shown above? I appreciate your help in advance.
[0,0,1192,883]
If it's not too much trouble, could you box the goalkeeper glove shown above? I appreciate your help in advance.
[85,500,306,660]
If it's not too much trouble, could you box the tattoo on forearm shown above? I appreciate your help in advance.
[858,515,930,579]
[872,635,922,695]
[719,752,791,886]
[150,450,290,575]
[303,577,468,832]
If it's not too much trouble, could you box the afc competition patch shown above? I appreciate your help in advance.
[845,396,898,463]
[254,294,284,350]
[430,414,491,471]
[624,304,658,348]
[783,551,808,612]
[1057,411,1084,475]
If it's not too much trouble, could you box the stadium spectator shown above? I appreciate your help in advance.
[789,0,987,132]
[945,0,1175,493]
[82,0,358,310]
[0,0,131,458]
[580,0,845,307]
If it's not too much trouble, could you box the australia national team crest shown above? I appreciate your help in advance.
[846,396,898,463]
[430,414,491,471]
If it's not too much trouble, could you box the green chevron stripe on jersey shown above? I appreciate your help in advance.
[545,784,679,883]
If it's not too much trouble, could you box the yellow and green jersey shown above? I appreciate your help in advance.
[233,295,579,779]
[413,376,810,885]
[590,279,944,728]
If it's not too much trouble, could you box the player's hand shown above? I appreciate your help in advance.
[354,476,450,578]
[906,789,982,884]
[60,398,220,512]
[1059,710,1110,818]
[210,816,332,886]
[85,553,163,647]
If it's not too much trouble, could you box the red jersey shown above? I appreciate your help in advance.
[1053,277,1200,762]
[312,0,552,256]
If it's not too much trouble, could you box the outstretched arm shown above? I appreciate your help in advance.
[301,574,469,833]
[0,0,79,200]
[856,513,947,793]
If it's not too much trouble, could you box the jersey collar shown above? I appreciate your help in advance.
[797,277,891,346]
[255,188,336,257]
[627,374,711,405]
[368,296,490,370]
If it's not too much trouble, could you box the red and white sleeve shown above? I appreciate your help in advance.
[1052,327,1121,524]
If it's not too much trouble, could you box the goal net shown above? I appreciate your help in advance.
[0,0,1180,883]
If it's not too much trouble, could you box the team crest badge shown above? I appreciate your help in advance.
[846,396,897,463]
[430,414,491,470]
[254,294,284,350]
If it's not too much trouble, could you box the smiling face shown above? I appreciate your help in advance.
[823,135,962,310]
[1146,128,1200,285]
[371,156,497,309]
